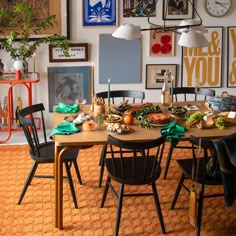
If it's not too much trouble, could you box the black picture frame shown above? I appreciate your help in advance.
[145,64,177,89]
[181,26,223,88]
[163,0,194,20]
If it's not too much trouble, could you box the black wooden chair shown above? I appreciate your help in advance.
[101,134,166,236]
[172,87,215,102]
[18,103,82,208]
[96,90,145,187]
[163,87,215,179]
[170,135,223,236]
[96,90,145,104]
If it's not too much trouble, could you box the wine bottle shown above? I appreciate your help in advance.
[161,75,170,106]
[15,97,22,127]
[0,99,3,126]
[2,96,8,126]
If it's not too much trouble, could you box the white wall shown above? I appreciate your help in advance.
[0,0,236,129]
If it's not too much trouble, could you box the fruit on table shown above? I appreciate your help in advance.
[123,114,134,125]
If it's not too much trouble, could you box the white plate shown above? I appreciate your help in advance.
[184,105,199,111]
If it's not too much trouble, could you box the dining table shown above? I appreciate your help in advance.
[53,101,236,229]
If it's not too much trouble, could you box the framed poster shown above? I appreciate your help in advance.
[150,27,175,56]
[181,26,223,88]
[227,26,236,88]
[163,0,194,20]
[123,0,156,17]
[82,0,118,26]
[0,0,70,39]
[48,66,91,112]
[49,43,88,62]
[145,64,177,89]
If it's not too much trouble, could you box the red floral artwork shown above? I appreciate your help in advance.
[150,28,175,56]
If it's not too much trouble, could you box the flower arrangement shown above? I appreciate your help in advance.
[0,3,69,59]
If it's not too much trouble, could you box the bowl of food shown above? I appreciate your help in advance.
[168,106,188,117]
[104,114,123,123]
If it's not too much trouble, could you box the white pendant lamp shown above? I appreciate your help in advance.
[178,30,209,48]
[112,24,141,40]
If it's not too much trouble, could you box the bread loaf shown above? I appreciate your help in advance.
[124,102,153,115]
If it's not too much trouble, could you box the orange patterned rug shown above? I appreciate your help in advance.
[0,143,235,236]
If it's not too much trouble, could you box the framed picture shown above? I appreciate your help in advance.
[163,0,194,20]
[181,26,223,88]
[146,64,177,89]
[123,0,156,17]
[150,27,175,56]
[48,66,91,112]
[49,43,88,62]
[227,26,236,88]
[0,0,70,39]
[82,0,118,26]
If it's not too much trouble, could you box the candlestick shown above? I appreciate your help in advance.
[108,78,110,104]
[33,53,36,73]
[171,76,174,107]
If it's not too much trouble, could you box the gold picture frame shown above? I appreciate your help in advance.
[0,0,70,38]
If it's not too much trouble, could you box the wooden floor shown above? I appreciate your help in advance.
[0,143,235,236]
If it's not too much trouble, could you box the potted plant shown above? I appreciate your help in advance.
[0,3,69,65]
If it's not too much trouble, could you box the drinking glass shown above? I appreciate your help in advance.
[75,97,87,112]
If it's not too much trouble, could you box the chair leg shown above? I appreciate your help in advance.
[73,160,82,185]
[151,182,166,234]
[17,161,38,205]
[163,144,174,179]
[170,173,185,210]
[115,183,124,236]
[64,162,78,209]
[196,184,205,236]
[98,144,107,187]
[100,176,111,208]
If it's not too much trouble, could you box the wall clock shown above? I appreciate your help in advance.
[205,0,232,17]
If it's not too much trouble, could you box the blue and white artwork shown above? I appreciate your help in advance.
[83,0,117,26]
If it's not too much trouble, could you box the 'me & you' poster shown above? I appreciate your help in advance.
[181,27,223,88]
[227,26,236,87]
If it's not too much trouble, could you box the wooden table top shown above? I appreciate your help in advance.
[53,101,236,147]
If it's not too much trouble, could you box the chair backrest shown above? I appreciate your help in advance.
[189,135,220,182]
[107,134,166,184]
[173,87,215,101]
[18,103,47,157]
[96,90,145,104]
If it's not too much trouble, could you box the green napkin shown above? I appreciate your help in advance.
[160,122,186,147]
[54,102,79,113]
[49,121,80,139]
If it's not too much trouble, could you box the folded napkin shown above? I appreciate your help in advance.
[49,121,80,139]
[54,102,79,113]
[160,122,186,147]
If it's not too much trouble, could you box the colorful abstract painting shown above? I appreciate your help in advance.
[83,0,117,26]
[123,0,156,17]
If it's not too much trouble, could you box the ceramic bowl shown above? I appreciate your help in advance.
[168,106,187,117]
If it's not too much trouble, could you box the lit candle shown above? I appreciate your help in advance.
[92,63,94,99]
[108,78,110,104]
[33,53,36,73]
[171,76,174,106]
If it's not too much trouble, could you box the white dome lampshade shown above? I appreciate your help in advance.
[112,24,141,40]
[178,30,209,48]
[178,19,207,33]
